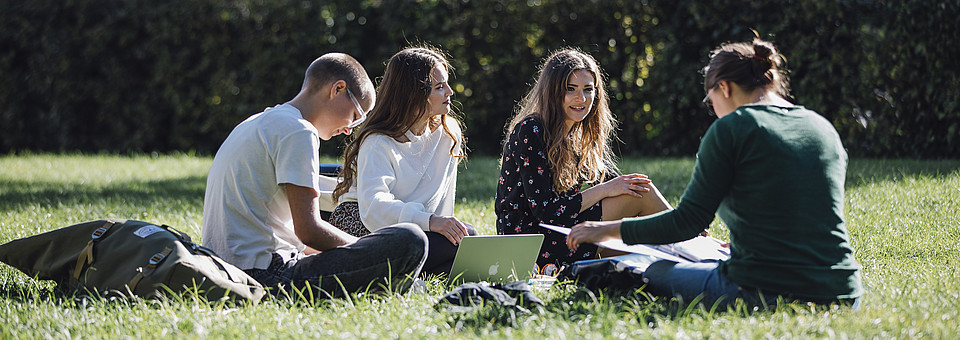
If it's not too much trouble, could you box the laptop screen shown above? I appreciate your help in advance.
[448,234,544,283]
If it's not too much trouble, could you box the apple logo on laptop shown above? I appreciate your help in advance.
[488,262,499,276]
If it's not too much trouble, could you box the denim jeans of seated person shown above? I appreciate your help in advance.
[641,261,860,310]
[331,201,478,277]
[244,223,428,298]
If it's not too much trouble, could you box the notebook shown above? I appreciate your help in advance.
[539,223,729,263]
[448,234,545,283]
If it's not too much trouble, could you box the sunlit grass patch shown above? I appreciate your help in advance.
[0,154,958,338]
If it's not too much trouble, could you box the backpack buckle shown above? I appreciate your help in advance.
[90,220,116,239]
[149,252,167,265]
[91,227,108,239]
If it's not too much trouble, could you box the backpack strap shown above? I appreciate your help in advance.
[161,224,192,243]
[73,220,117,280]
[126,247,174,292]
[193,245,238,282]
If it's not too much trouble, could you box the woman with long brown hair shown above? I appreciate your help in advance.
[331,46,474,276]
[495,48,669,273]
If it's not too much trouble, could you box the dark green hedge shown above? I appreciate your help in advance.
[647,0,960,158]
[1,0,957,158]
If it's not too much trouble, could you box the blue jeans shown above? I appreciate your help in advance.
[244,223,427,298]
[642,260,859,310]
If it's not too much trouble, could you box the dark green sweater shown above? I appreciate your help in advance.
[621,105,862,300]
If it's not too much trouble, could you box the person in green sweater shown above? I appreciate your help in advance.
[566,38,863,308]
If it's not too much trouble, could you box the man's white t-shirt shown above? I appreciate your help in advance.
[202,104,321,270]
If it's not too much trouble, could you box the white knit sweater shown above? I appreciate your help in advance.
[338,120,462,232]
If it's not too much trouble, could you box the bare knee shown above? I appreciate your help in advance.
[601,191,670,220]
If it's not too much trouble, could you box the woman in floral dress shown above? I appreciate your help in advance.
[495,48,669,273]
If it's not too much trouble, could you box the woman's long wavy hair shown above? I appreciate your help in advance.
[503,48,618,192]
[333,46,464,201]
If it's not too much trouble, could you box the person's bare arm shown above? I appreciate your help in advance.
[286,183,358,251]
[567,220,622,251]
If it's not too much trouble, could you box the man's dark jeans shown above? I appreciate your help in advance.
[244,223,427,298]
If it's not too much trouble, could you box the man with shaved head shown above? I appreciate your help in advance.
[202,53,427,297]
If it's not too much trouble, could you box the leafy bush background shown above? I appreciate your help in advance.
[1,0,957,157]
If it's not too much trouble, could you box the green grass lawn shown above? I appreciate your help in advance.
[1,153,959,338]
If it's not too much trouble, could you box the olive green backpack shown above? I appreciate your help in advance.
[0,219,265,303]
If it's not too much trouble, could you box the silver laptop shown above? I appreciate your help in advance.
[448,234,545,283]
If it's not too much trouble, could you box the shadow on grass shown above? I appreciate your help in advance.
[456,157,503,201]
[845,159,960,187]
[435,284,675,332]
[0,175,207,214]
[0,275,66,303]
[439,282,851,332]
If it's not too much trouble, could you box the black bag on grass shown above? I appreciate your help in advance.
[436,280,544,313]
[0,219,265,303]
[560,253,665,294]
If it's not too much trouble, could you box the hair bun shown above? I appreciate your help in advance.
[705,38,789,96]
[751,39,776,71]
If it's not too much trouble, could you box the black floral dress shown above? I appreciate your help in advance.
[495,116,601,270]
